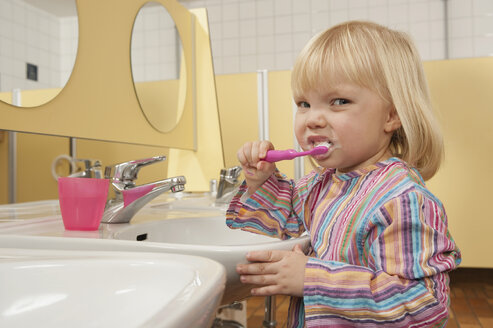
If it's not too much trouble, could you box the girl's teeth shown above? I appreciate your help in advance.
[315,141,331,148]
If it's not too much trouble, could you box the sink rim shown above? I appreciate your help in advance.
[0,245,226,328]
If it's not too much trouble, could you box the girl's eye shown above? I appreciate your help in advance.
[333,98,350,106]
[298,101,310,108]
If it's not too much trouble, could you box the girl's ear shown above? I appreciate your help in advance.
[384,107,401,133]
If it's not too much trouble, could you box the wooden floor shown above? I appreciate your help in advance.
[246,268,493,327]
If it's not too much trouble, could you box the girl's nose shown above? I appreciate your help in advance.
[305,108,327,129]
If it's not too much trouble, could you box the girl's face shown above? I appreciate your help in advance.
[294,80,401,173]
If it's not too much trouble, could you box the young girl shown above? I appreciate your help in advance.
[226,21,461,327]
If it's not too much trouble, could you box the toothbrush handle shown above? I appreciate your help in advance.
[263,149,298,163]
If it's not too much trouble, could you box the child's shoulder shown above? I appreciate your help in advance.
[380,158,443,206]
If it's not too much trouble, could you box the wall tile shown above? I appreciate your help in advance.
[348,7,369,21]
[409,2,429,22]
[292,0,310,14]
[311,0,329,13]
[311,11,330,34]
[240,37,257,55]
[256,0,274,18]
[223,3,239,21]
[449,17,473,38]
[240,54,257,72]
[388,3,409,26]
[474,15,493,36]
[330,10,349,26]
[256,35,275,54]
[430,39,446,60]
[292,13,310,33]
[473,0,493,16]
[223,20,240,39]
[256,17,274,36]
[274,34,292,53]
[275,15,292,34]
[449,37,474,58]
[474,35,493,56]
[240,19,256,37]
[274,0,291,16]
[368,5,388,26]
[239,1,256,19]
[448,0,473,19]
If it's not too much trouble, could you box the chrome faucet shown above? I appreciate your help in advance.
[216,166,242,203]
[101,156,186,224]
[69,159,103,178]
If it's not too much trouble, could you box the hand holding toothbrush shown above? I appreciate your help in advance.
[237,140,277,195]
[237,141,330,196]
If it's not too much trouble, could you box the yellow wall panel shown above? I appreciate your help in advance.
[16,133,69,202]
[216,73,258,168]
[425,57,493,268]
[0,0,196,149]
[268,71,296,178]
[166,9,225,192]
[0,132,8,204]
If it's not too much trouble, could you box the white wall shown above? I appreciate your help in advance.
[181,0,493,75]
[0,0,492,91]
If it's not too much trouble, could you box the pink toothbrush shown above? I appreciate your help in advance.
[263,144,330,163]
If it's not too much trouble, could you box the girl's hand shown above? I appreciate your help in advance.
[237,141,276,195]
[236,244,308,297]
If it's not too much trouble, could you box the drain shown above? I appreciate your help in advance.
[136,233,148,241]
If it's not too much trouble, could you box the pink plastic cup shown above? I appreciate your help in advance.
[58,177,110,231]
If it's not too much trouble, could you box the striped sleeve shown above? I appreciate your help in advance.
[303,190,461,327]
[226,170,314,239]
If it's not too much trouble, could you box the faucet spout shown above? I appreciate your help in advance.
[100,156,186,224]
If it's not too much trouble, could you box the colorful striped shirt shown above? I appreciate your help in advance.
[226,158,461,327]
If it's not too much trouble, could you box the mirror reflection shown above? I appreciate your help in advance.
[131,1,186,133]
[0,0,78,107]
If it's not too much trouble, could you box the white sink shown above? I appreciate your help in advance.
[0,247,225,328]
[112,216,311,304]
[0,194,311,305]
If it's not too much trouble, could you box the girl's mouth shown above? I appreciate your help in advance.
[308,140,336,160]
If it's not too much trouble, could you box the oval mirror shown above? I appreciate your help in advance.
[131,1,186,133]
[0,0,78,108]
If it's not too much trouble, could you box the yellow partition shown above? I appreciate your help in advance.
[0,0,196,149]
[0,132,8,204]
[167,8,225,191]
[268,71,296,178]
[16,133,70,202]
[216,71,297,178]
[425,57,493,268]
[216,73,258,168]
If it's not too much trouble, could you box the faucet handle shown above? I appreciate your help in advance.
[69,159,102,178]
[104,156,166,187]
[220,166,242,183]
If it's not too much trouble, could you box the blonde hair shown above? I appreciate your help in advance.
[292,21,443,180]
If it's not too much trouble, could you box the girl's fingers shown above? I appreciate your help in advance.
[240,273,277,286]
[245,250,283,263]
[237,261,277,275]
[259,141,274,159]
[250,285,280,296]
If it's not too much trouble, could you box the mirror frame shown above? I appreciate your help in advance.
[0,0,196,150]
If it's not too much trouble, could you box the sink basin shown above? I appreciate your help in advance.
[0,247,225,328]
[112,216,311,304]
[0,194,310,305]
